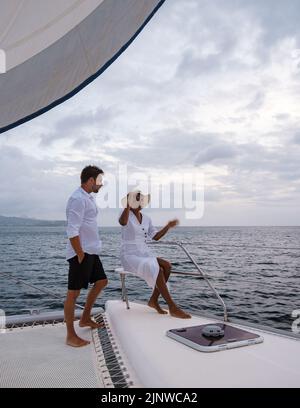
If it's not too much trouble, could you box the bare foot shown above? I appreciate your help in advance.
[148,299,168,314]
[66,335,90,347]
[79,319,104,329]
[169,307,191,319]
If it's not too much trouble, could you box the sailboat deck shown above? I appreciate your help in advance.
[1,301,300,388]
[0,321,102,388]
[106,300,300,388]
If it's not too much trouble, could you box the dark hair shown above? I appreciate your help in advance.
[80,165,104,184]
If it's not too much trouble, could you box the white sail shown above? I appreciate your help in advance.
[0,0,165,133]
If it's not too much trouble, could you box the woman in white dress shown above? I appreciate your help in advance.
[119,191,191,319]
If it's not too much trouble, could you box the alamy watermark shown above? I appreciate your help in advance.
[0,49,6,74]
[292,309,300,334]
[95,164,204,222]
[0,309,6,334]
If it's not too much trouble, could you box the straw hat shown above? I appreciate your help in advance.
[121,190,151,209]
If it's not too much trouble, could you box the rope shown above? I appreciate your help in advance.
[92,313,134,388]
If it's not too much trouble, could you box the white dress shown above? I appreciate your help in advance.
[120,211,159,289]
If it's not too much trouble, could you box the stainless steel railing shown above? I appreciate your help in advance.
[0,271,85,311]
[148,240,229,322]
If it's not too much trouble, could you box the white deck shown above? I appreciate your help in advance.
[0,321,103,388]
[2,301,300,388]
[106,300,300,388]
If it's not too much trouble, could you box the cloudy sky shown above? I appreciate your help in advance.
[1,0,300,226]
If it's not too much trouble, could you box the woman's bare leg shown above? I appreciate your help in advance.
[149,266,191,319]
[148,258,171,314]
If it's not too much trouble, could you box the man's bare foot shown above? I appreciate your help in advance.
[66,335,90,347]
[148,299,168,314]
[169,307,191,319]
[79,319,104,329]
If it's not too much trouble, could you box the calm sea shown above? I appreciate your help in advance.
[0,225,299,332]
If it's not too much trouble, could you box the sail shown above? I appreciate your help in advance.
[0,0,165,134]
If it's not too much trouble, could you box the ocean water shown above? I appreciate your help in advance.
[0,225,299,332]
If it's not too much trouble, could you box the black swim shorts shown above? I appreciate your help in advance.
[67,253,107,290]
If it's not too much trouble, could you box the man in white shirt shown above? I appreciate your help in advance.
[64,165,108,347]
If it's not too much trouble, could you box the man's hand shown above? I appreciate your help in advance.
[167,219,179,229]
[77,251,85,264]
[69,236,85,263]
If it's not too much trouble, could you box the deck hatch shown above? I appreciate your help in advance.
[167,323,264,352]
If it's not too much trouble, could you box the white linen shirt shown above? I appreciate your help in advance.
[66,187,102,260]
[120,211,158,257]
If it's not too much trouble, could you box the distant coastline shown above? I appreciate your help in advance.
[0,215,65,227]
[0,215,299,228]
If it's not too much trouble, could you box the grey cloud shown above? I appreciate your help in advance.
[176,49,229,79]
[102,125,300,189]
[0,146,111,219]
[173,0,300,81]
[1,0,300,224]
[208,140,300,205]
[71,136,93,149]
[228,116,247,124]
[244,0,300,48]
[274,113,291,122]
[195,144,237,165]
[204,189,223,203]
[187,0,300,48]
[39,107,116,147]
[0,146,63,218]
[293,133,300,144]
[103,129,222,169]
[224,141,300,182]
[243,92,265,111]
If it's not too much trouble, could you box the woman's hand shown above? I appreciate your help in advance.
[152,219,179,241]
[167,219,179,229]
[119,197,131,226]
[126,193,130,208]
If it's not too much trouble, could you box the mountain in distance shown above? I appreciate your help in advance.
[0,215,65,226]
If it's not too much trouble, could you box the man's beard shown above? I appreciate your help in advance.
[92,186,100,193]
